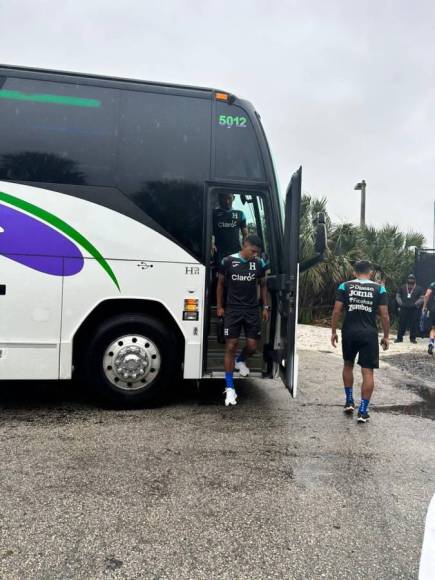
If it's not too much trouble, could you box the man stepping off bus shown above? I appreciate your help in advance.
[331,261,390,423]
[216,234,269,406]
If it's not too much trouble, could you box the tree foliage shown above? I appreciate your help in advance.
[299,194,426,324]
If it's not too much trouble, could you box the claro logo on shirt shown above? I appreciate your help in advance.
[231,273,256,282]
[218,220,238,228]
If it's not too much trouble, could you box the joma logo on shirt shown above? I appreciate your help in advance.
[349,289,374,298]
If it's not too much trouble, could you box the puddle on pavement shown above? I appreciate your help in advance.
[376,384,435,420]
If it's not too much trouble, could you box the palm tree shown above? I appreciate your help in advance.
[298,195,425,324]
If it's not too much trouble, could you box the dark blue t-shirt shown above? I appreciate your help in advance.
[336,279,388,334]
[213,208,246,262]
[219,253,267,309]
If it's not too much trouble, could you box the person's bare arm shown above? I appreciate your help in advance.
[260,277,269,321]
[331,301,344,347]
[415,289,425,309]
[241,226,248,240]
[217,274,225,318]
[378,304,390,350]
[423,289,432,311]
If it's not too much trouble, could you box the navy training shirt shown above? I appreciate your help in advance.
[219,253,267,309]
[213,208,246,261]
[336,279,388,334]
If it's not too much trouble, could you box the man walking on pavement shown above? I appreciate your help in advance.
[331,260,390,423]
[395,274,424,343]
[216,234,269,406]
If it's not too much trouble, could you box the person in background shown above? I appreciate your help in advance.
[395,274,424,343]
[422,282,435,355]
[212,193,248,265]
[331,260,390,424]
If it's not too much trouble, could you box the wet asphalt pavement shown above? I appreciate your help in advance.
[0,351,433,579]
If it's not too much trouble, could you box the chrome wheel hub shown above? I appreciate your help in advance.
[103,335,161,391]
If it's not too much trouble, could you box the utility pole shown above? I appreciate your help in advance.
[354,180,366,228]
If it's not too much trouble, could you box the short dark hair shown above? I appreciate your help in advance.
[218,192,234,201]
[244,234,262,249]
[354,260,372,274]
[407,273,416,280]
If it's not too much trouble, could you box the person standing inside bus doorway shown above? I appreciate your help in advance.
[423,281,435,355]
[331,261,390,423]
[212,193,248,265]
[216,234,269,406]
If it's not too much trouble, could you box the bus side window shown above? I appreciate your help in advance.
[214,103,265,181]
[118,91,211,261]
[0,77,118,186]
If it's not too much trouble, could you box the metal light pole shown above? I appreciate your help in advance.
[354,180,366,228]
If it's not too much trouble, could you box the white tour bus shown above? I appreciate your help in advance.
[0,65,325,405]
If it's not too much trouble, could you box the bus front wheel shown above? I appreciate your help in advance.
[84,313,179,406]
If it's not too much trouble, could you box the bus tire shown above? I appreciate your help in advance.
[83,313,179,407]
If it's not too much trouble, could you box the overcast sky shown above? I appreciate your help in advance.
[1,0,434,244]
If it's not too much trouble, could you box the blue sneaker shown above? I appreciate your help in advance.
[357,411,370,423]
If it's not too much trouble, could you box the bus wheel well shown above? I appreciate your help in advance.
[73,299,185,365]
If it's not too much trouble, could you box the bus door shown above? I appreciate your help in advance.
[205,188,270,376]
[268,167,301,397]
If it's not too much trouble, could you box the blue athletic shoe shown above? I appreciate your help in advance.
[357,411,370,423]
[344,401,355,414]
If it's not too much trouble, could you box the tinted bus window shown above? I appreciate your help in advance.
[0,77,118,185]
[118,91,211,260]
[214,102,264,180]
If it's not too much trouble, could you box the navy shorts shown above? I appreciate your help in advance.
[224,308,261,340]
[342,331,379,369]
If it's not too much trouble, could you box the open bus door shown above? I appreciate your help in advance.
[269,167,326,397]
[277,167,301,396]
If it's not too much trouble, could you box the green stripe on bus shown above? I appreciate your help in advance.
[0,90,101,108]
[0,190,120,291]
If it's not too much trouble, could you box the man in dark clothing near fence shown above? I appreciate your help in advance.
[395,274,424,343]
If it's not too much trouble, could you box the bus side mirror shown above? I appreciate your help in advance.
[315,213,327,255]
[300,213,327,273]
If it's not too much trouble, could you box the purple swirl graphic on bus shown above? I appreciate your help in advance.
[0,203,84,276]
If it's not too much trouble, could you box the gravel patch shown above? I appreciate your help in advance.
[297,324,434,388]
